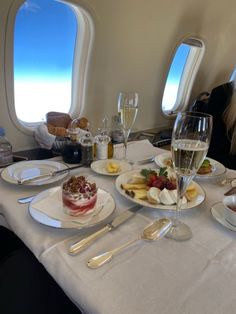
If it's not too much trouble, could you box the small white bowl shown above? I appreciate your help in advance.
[223,195,236,226]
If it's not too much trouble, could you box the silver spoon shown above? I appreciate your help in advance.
[87,217,172,269]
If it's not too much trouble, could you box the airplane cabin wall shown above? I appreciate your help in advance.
[0,0,235,151]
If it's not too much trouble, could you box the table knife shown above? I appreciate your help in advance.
[17,164,83,184]
[68,204,142,255]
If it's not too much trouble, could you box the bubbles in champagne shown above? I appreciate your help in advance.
[171,139,209,177]
[120,107,138,131]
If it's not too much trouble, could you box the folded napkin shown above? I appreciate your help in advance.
[32,187,111,225]
[34,123,89,150]
[34,124,56,149]
[114,139,160,162]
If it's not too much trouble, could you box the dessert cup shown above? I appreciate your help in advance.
[62,176,97,216]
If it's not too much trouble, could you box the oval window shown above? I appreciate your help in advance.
[162,38,205,117]
[14,0,77,123]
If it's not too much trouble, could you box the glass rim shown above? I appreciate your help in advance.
[118,91,139,95]
[178,111,212,119]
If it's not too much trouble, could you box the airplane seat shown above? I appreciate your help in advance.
[153,82,236,169]
[189,91,210,113]
[0,226,81,314]
[194,81,236,169]
[153,129,172,148]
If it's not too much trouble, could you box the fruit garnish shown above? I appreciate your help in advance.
[200,159,211,167]
[159,167,168,177]
[140,168,158,179]
[140,167,176,190]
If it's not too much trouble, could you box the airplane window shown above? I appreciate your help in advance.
[5,0,93,132]
[14,0,76,123]
[230,67,236,85]
[162,38,205,117]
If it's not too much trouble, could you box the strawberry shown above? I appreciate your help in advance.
[165,180,176,190]
[152,178,165,190]
[158,175,168,184]
[146,174,157,187]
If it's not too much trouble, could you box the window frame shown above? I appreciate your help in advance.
[230,67,236,85]
[4,0,94,135]
[162,37,205,118]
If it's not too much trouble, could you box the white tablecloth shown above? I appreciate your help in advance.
[1,140,236,314]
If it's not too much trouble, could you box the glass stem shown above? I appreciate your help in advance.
[123,136,128,160]
[174,190,183,225]
[174,175,187,225]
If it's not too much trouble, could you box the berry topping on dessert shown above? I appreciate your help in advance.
[62,176,97,216]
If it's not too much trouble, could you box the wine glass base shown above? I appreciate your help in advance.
[166,220,192,241]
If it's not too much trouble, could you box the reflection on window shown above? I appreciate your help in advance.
[162,38,205,116]
[14,0,77,123]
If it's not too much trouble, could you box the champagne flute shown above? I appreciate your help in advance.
[167,111,213,241]
[117,92,139,160]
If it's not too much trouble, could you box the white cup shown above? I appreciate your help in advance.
[223,195,236,226]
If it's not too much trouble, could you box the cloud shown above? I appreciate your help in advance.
[20,1,41,13]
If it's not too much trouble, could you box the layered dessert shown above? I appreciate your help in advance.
[62,176,97,216]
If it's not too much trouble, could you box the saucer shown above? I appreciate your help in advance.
[211,202,236,231]
[1,160,69,186]
[91,159,132,176]
[29,187,115,229]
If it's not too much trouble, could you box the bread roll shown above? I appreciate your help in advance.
[46,112,72,128]
[47,124,68,137]
[68,117,89,130]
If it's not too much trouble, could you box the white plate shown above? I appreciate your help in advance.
[154,153,226,180]
[29,187,115,229]
[91,159,132,176]
[115,169,205,211]
[154,152,172,168]
[195,158,226,180]
[1,160,69,186]
[211,202,236,232]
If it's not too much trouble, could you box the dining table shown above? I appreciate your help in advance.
[1,139,236,314]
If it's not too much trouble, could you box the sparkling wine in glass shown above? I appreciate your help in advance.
[117,92,139,160]
[167,111,213,241]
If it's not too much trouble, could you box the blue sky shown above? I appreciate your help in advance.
[168,44,190,84]
[14,0,188,119]
[14,0,77,79]
[14,0,187,84]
